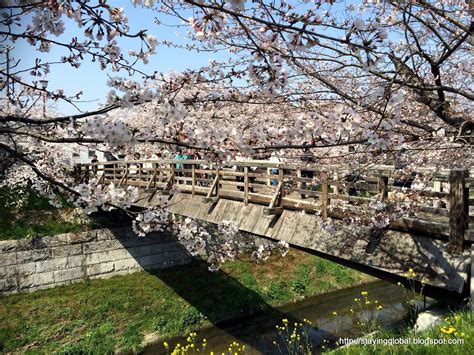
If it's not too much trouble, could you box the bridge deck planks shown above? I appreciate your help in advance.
[163,191,470,294]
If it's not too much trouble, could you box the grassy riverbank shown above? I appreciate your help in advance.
[0,187,132,240]
[330,310,473,355]
[0,250,373,353]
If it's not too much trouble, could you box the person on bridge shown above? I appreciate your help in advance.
[91,154,98,176]
[393,149,415,188]
[300,142,316,199]
[174,149,188,181]
[269,152,282,186]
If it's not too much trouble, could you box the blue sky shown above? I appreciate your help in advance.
[8,1,360,116]
[9,1,230,115]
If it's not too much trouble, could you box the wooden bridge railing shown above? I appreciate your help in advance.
[75,159,472,254]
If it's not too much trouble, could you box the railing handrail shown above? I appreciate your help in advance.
[74,159,471,253]
[79,159,469,180]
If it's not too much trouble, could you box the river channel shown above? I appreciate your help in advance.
[145,280,417,354]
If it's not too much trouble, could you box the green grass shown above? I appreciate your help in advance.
[0,187,132,240]
[0,250,373,353]
[329,310,473,355]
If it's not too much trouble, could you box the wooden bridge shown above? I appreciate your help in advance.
[76,159,473,298]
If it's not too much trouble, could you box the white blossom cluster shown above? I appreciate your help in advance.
[74,182,140,214]
[248,54,288,95]
[251,240,289,262]
[81,117,134,146]
[173,217,210,257]
[168,218,290,272]
[132,207,169,237]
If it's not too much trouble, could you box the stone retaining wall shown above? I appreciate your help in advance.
[0,228,192,295]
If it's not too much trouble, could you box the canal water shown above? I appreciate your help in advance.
[145,281,415,354]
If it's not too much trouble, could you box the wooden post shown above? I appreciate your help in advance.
[113,164,117,184]
[279,168,284,190]
[378,176,389,200]
[125,163,129,186]
[192,164,196,196]
[138,162,142,189]
[297,170,302,191]
[333,172,339,195]
[170,163,175,186]
[449,169,467,254]
[263,181,283,216]
[73,164,80,183]
[244,166,249,205]
[85,165,90,184]
[321,172,329,221]
[215,167,220,196]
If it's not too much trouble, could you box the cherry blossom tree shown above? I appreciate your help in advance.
[0,1,472,267]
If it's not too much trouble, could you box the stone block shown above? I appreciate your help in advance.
[171,250,190,261]
[95,229,116,241]
[89,268,134,280]
[83,239,123,254]
[54,267,85,283]
[138,254,166,267]
[15,262,36,276]
[16,249,51,264]
[114,258,142,272]
[118,237,158,248]
[128,244,161,258]
[145,244,164,255]
[51,244,83,258]
[98,249,130,263]
[105,227,135,240]
[37,234,71,248]
[0,240,18,253]
[0,252,17,266]
[84,252,100,265]
[162,243,179,253]
[36,257,68,273]
[67,231,97,244]
[86,262,114,276]
[0,278,17,293]
[20,271,55,289]
[66,255,85,268]
[0,265,17,279]
[0,239,31,253]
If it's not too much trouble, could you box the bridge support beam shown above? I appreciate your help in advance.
[471,243,474,310]
[449,169,467,254]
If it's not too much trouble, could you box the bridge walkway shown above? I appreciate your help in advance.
[76,159,473,296]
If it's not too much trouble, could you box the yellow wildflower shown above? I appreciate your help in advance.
[361,291,368,296]
[164,342,169,349]
[440,326,456,334]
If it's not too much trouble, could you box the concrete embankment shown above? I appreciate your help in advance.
[0,227,192,294]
